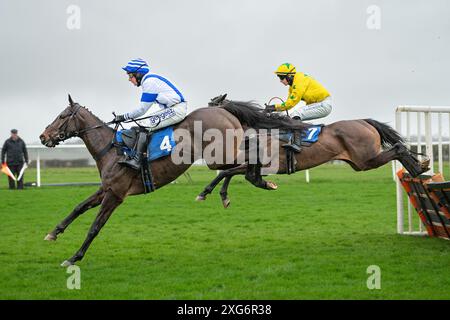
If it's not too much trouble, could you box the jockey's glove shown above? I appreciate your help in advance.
[113,114,126,123]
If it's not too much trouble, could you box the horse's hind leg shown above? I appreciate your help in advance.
[361,143,428,176]
[61,189,122,267]
[44,188,105,241]
[196,164,247,201]
[360,144,400,170]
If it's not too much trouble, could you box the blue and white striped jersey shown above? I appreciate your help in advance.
[125,74,185,120]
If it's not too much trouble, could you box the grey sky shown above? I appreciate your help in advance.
[0,0,449,143]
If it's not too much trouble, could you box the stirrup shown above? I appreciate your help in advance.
[118,156,141,170]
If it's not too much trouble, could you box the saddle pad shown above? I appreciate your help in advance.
[148,127,176,161]
[277,125,322,145]
[302,126,322,143]
[116,127,176,162]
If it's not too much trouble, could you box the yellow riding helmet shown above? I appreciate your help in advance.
[274,63,296,75]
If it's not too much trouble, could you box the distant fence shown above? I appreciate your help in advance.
[26,144,312,187]
[26,145,215,187]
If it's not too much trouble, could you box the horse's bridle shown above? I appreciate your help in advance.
[48,104,116,162]
[53,105,82,143]
[49,103,164,161]
[52,104,112,144]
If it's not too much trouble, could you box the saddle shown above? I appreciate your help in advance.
[113,127,154,193]
[116,128,138,150]
[113,126,177,193]
[277,125,324,174]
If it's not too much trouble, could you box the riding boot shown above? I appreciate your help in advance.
[118,132,148,170]
[282,131,302,153]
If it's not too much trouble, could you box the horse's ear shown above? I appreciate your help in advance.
[68,94,74,106]
[218,94,227,103]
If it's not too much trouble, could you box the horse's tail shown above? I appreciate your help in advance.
[363,118,405,149]
[222,101,309,130]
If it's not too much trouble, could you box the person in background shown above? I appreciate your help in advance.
[1,129,29,189]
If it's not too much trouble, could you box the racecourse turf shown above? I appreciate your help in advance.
[0,164,449,299]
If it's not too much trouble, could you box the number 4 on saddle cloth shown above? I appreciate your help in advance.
[115,127,176,161]
[114,127,176,193]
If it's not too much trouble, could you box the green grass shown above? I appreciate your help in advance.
[0,164,449,299]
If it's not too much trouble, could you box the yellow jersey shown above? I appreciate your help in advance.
[275,72,330,111]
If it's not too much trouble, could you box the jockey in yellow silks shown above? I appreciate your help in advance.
[267,63,332,121]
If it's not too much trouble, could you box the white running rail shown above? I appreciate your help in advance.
[395,105,450,235]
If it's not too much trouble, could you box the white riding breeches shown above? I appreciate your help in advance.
[287,97,332,121]
[140,102,188,132]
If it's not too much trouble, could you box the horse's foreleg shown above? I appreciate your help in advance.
[45,188,105,241]
[216,164,279,208]
[61,189,123,267]
[196,164,247,201]
[219,176,233,208]
[245,164,278,190]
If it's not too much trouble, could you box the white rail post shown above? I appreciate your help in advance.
[395,109,404,234]
[424,111,433,174]
[36,151,41,187]
[438,113,443,174]
[406,111,412,233]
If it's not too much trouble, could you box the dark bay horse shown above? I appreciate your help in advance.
[40,95,307,266]
[196,95,430,207]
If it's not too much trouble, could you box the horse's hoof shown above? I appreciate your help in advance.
[266,181,278,190]
[222,198,231,209]
[44,233,56,241]
[196,195,206,201]
[61,260,73,268]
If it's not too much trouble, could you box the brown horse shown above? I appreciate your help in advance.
[196,95,430,207]
[39,95,307,266]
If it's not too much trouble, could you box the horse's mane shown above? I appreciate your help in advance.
[221,100,310,131]
[81,105,103,123]
[75,104,108,126]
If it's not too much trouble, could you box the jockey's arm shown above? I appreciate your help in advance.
[124,93,157,120]
[275,76,308,111]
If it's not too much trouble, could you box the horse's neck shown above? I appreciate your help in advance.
[78,114,115,168]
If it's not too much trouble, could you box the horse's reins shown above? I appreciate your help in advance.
[267,96,288,116]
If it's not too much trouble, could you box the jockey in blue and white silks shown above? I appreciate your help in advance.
[114,58,187,170]
[117,58,188,132]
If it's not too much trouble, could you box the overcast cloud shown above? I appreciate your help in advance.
[0,0,449,143]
